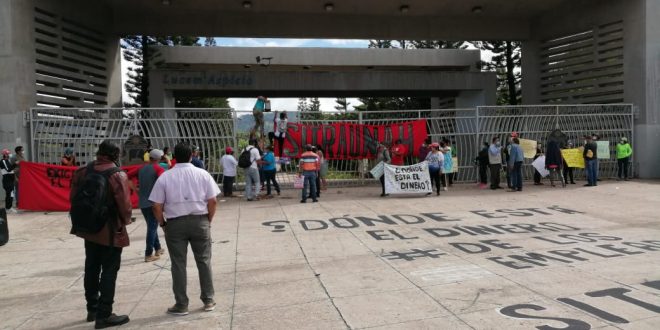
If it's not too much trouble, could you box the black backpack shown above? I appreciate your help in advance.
[238,147,253,169]
[70,162,121,234]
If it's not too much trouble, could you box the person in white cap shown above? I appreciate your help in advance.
[138,148,166,262]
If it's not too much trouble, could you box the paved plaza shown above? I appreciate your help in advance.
[1,180,660,329]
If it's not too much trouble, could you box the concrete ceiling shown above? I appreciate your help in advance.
[105,0,574,40]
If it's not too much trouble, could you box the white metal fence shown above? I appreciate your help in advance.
[29,104,634,188]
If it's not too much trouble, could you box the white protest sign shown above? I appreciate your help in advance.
[384,161,432,194]
[596,141,610,159]
[532,156,550,177]
[370,161,384,179]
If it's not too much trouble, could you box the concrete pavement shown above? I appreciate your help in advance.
[1,180,659,329]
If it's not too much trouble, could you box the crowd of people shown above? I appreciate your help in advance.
[476,132,633,193]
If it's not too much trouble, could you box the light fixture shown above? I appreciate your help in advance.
[471,6,483,14]
[303,65,311,69]
[244,64,251,68]
[242,1,252,9]
[399,5,409,13]
[162,0,171,5]
[324,3,334,12]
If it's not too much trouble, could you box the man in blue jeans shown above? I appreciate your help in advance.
[138,149,166,262]
[507,137,524,192]
[583,135,598,186]
[299,145,319,203]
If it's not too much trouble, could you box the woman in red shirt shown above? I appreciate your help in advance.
[390,139,407,166]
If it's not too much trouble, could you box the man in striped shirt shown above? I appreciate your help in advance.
[298,145,319,203]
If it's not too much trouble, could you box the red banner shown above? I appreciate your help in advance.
[278,119,428,159]
[17,162,143,212]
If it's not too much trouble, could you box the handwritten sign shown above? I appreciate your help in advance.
[519,139,538,158]
[370,161,384,179]
[384,161,432,194]
[596,141,610,159]
[561,148,585,168]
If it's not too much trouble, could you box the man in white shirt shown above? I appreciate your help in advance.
[149,143,220,316]
[243,139,263,201]
[220,147,238,197]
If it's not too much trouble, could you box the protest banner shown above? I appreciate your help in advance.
[18,162,142,212]
[384,161,432,194]
[532,156,550,177]
[280,120,427,160]
[370,161,384,179]
[561,149,585,168]
[519,139,538,158]
[596,141,610,159]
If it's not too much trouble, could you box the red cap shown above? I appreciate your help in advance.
[225,147,233,153]
[1,149,9,156]
[510,131,519,138]
[430,142,440,148]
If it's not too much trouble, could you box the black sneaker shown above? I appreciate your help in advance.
[95,314,129,329]
[167,305,189,316]
[300,200,306,203]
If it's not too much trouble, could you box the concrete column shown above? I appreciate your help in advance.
[106,37,124,107]
[0,0,36,154]
[521,39,541,104]
[624,0,660,178]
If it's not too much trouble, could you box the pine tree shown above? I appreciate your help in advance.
[476,41,522,105]
[309,97,321,112]
[121,36,202,108]
[334,97,350,111]
[204,37,217,47]
[297,97,308,112]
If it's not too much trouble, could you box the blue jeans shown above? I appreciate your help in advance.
[586,159,598,186]
[141,207,161,256]
[302,171,317,201]
[511,161,523,190]
[244,167,260,200]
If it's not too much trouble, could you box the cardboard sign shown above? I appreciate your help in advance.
[519,139,538,158]
[532,156,550,177]
[561,149,585,168]
[370,161,384,179]
[596,141,610,159]
[384,161,432,194]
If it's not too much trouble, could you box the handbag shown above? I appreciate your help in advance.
[293,175,304,189]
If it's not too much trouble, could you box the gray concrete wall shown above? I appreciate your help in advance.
[522,0,660,178]
[148,69,497,104]
[0,0,122,154]
[0,0,35,152]
[156,46,481,72]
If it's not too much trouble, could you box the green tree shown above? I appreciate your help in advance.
[204,37,217,47]
[334,97,350,111]
[121,35,202,108]
[297,97,308,112]
[476,41,522,105]
[309,97,321,112]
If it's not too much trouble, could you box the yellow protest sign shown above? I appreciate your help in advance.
[519,139,538,158]
[561,148,585,168]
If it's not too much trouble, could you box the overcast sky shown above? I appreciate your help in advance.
[121,38,489,112]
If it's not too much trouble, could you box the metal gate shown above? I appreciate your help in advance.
[29,107,235,181]
[29,104,633,186]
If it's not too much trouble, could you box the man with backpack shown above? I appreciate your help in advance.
[238,139,263,201]
[69,140,132,329]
